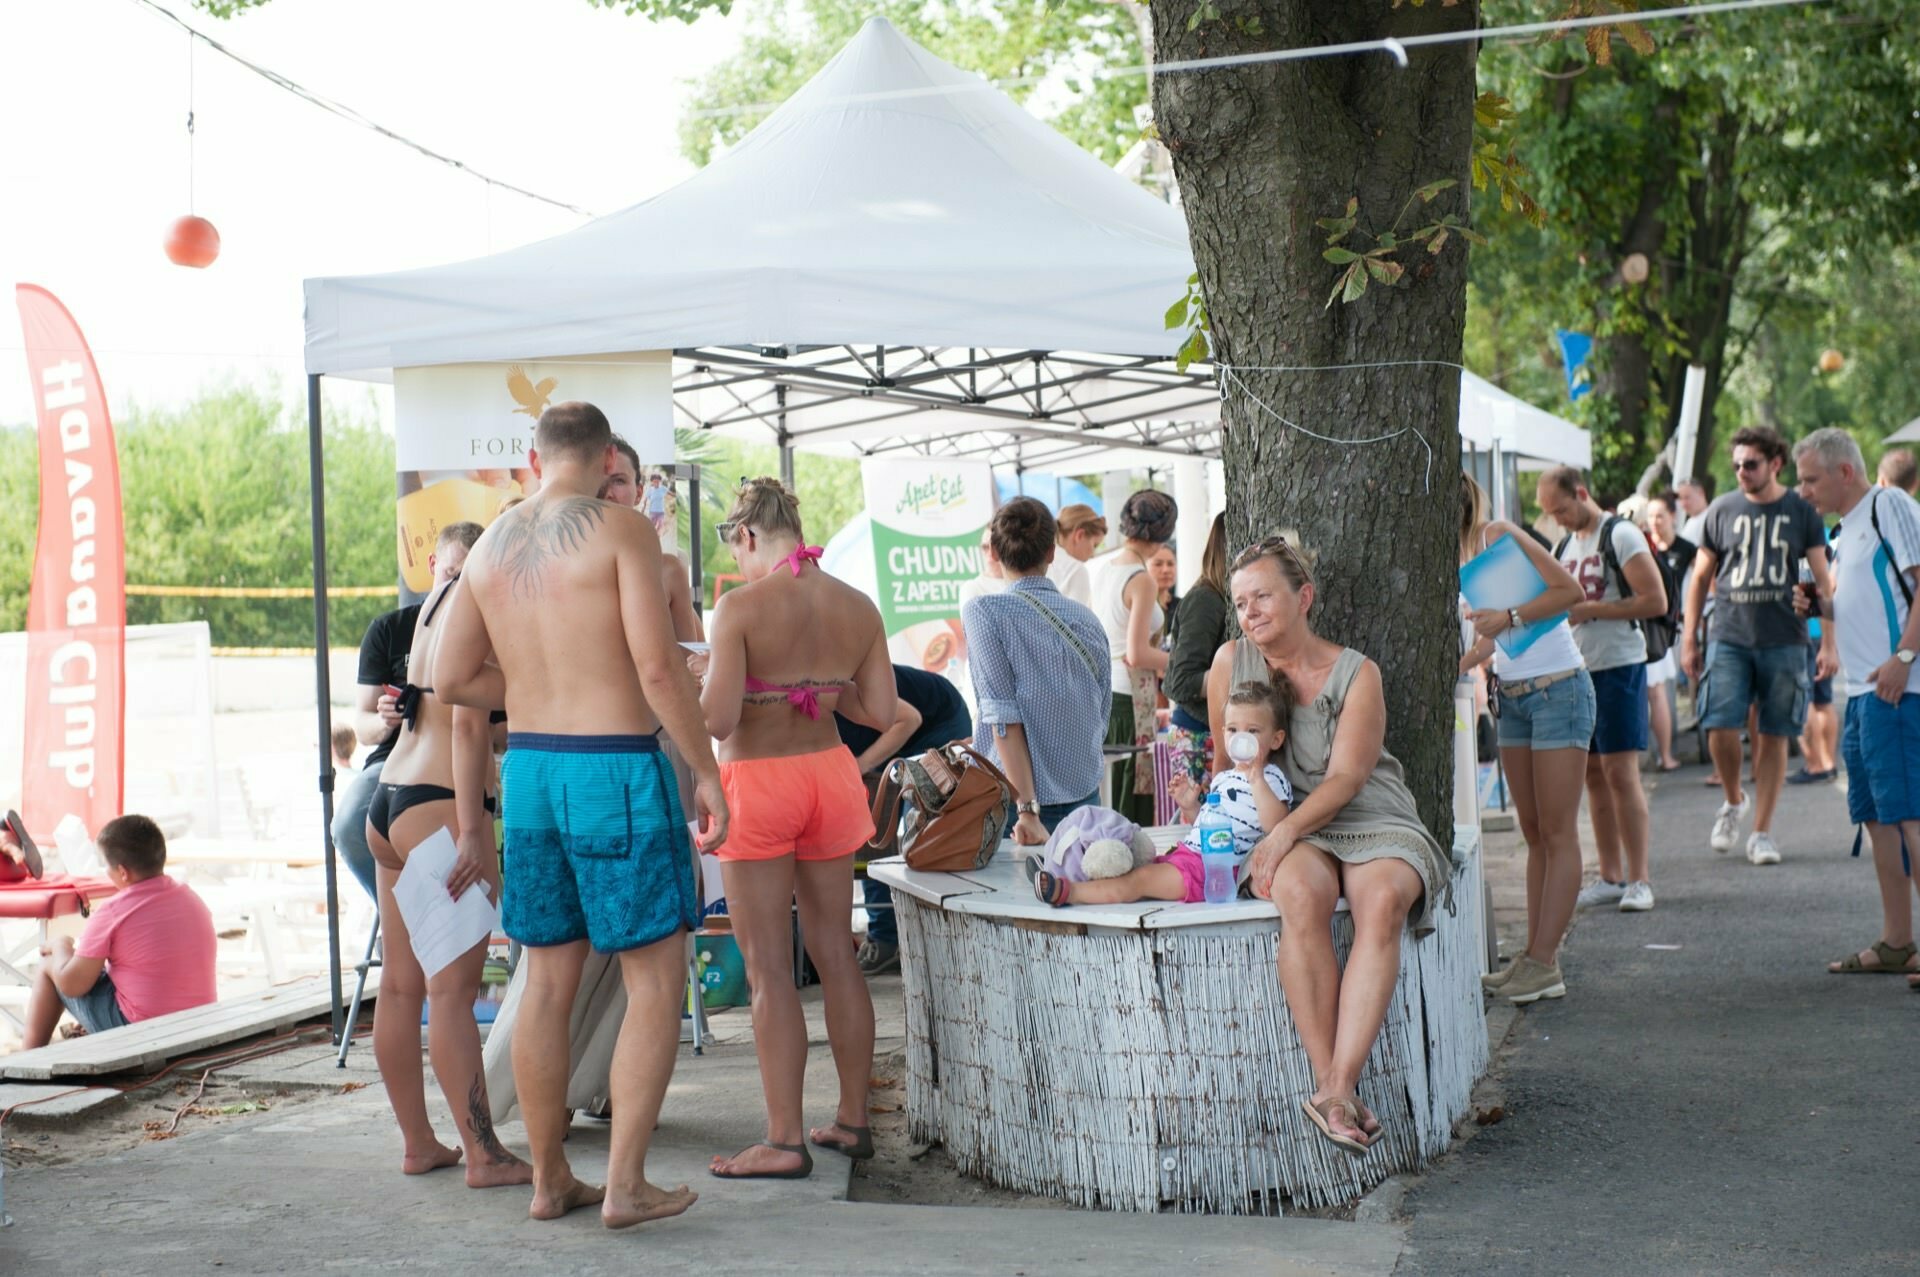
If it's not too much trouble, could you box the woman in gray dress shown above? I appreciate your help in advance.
[1204,536,1449,1158]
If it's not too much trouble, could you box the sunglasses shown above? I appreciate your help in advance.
[1734,458,1772,473]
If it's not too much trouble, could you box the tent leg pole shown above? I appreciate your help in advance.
[688,466,702,617]
[307,374,344,1049]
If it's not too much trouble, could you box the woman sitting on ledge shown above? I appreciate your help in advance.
[1204,535,1449,1159]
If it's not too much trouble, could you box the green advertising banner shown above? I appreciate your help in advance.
[860,457,994,671]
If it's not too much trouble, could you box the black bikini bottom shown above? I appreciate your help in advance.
[367,783,494,843]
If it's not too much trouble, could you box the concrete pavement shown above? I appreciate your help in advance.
[1397,765,1918,1275]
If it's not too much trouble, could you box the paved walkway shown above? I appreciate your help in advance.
[1400,764,1919,1275]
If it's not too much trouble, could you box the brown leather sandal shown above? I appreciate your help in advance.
[1827,940,1918,974]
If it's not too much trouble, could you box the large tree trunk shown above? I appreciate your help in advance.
[1152,1,1478,838]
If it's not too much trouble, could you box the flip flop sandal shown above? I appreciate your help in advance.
[1034,870,1071,909]
[709,1141,812,1180]
[1827,940,1918,974]
[1301,1096,1371,1159]
[810,1122,874,1160]
[5,810,43,879]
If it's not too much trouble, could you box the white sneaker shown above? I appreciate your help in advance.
[1577,879,1628,908]
[1747,831,1781,865]
[1709,796,1749,852]
[1619,880,1655,912]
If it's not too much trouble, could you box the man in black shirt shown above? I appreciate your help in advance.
[836,664,971,974]
[331,522,482,898]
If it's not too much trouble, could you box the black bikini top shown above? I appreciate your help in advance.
[398,575,459,732]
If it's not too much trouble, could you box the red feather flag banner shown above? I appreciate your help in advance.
[16,285,126,840]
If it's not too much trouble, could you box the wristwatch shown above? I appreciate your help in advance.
[1016,800,1042,816]
[1897,649,1915,666]
[1507,607,1523,633]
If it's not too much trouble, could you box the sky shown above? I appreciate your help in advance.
[0,0,746,426]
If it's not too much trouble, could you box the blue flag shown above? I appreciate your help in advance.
[1555,329,1594,402]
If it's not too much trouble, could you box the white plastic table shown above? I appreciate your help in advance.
[868,825,1487,1213]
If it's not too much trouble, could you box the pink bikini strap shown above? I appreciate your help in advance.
[781,544,825,577]
[741,674,823,720]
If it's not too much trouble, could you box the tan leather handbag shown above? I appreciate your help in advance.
[865,743,1015,873]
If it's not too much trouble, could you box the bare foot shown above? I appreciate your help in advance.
[529,1175,605,1221]
[708,1144,808,1177]
[465,1152,534,1189]
[402,1142,463,1175]
[602,1183,698,1230]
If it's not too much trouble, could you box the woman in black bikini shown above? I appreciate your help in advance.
[365,572,531,1189]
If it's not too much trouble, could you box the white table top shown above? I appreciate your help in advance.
[867,825,1479,934]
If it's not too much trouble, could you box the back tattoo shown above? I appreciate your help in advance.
[491,496,607,600]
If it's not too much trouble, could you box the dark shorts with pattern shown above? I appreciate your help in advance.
[500,732,698,953]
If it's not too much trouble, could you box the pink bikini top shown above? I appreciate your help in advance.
[741,545,831,718]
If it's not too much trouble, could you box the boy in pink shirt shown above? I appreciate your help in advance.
[24,814,217,1048]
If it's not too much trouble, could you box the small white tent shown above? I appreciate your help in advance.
[1458,371,1590,470]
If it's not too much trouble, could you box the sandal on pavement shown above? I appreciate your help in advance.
[709,1141,813,1180]
[1827,940,1918,974]
[1300,1096,1372,1158]
[809,1122,874,1160]
[1910,974,1920,994]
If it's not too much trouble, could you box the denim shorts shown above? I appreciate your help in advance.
[57,970,130,1034]
[1496,669,1596,752]
[1699,642,1810,737]
[1841,694,1920,826]
[1588,662,1650,756]
[1806,647,1834,707]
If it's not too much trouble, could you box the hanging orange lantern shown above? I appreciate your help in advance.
[164,214,221,269]
[1818,348,1845,374]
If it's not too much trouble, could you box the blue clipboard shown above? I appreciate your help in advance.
[1459,533,1566,658]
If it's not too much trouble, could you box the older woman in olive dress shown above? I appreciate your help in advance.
[1203,536,1449,1158]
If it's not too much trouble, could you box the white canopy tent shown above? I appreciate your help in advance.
[1459,371,1591,470]
[303,16,1217,474]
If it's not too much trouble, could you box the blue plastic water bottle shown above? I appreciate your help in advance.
[1197,792,1237,904]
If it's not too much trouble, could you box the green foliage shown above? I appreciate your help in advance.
[1318,183,1476,308]
[1166,273,1210,373]
[676,0,1147,168]
[0,387,397,648]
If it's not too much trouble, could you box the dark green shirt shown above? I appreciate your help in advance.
[1164,581,1229,726]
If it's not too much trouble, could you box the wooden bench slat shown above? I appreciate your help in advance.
[0,972,373,1081]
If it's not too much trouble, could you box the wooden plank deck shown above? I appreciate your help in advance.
[0,972,371,1082]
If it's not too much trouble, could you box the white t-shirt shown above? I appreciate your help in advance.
[1177,764,1293,875]
[957,574,1007,609]
[1557,516,1653,671]
[1091,557,1163,695]
[1833,487,1920,698]
[1680,510,1708,547]
[1046,553,1092,607]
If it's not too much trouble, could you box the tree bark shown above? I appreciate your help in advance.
[1152,1,1478,838]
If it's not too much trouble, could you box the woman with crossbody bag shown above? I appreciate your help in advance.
[959,498,1113,845]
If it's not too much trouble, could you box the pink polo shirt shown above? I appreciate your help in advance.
[75,874,217,1022]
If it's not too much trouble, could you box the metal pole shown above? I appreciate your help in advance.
[777,384,794,491]
[307,374,345,1047]
[688,465,703,616]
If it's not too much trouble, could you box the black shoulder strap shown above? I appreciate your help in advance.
[1869,490,1916,608]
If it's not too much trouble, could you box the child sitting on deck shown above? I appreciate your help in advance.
[22,814,217,1049]
[1035,679,1294,906]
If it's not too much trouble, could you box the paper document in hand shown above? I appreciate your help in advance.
[1459,532,1567,658]
[393,825,499,980]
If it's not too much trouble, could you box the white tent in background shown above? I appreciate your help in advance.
[1458,371,1591,470]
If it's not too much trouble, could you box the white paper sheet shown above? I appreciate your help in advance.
[393,825,500,980]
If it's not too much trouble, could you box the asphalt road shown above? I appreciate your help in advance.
[1398,765,1919,1276]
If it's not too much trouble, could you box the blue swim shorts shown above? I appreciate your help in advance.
[1699,641,1809,738]
[500,733,698,953]
[1841,694,1920,827]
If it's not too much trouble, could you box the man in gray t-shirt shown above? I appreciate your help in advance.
[1680,427,1838,866]
[1539,468,1669,913]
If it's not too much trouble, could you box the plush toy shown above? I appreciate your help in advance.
[1041,807,1158,882]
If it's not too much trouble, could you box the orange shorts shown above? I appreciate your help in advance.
[717,746,876,862]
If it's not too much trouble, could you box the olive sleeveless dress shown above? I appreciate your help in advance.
[1231,640,1449,935]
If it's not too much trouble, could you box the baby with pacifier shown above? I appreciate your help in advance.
[1034,679,1293,906]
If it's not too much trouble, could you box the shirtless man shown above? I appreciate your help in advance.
[601,435,703,642]
[435,401,728,1229]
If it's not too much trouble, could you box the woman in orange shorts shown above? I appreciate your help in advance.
[697,477,897,1179]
